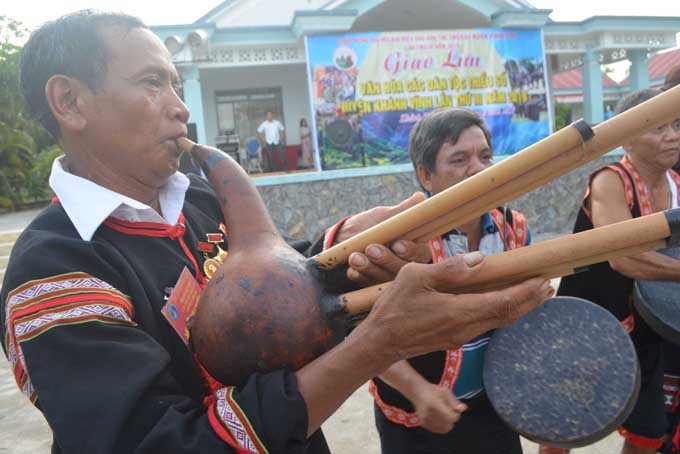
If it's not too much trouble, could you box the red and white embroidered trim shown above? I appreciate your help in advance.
[490,208,528,249]
[369,349,463,427]
[372,211,529,428]
[14,302,132,342]
[211,387,268,454]
[4,272,134,402]
[618,155,680,215]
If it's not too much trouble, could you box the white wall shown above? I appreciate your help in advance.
[199,63,311,146]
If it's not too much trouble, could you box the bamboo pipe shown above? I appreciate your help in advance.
[314,84,680,269]
[410,145,598,242]
[338,210,680,315]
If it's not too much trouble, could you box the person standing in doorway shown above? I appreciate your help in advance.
[258,111,286,172]
[299,118,313,168]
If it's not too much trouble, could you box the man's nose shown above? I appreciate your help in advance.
[167,90,190,124]
[172,99,190,124]
[667,125,680,142]
[467,156,488,177]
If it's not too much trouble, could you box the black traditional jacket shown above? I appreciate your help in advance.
[1,175,328,454]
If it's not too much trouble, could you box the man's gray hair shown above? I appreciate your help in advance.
[408,108,491,190]
[20,10,147,138]
[614,88,661,115]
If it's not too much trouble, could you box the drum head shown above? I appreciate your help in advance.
[326,119,353,149]
[483,296,640,448]
[633,247,680,345]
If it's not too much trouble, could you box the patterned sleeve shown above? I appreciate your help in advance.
[1,231,315,454]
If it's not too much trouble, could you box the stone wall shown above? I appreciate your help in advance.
[258,155,620,242]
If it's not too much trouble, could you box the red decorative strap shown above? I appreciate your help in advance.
[620,312,635,334]
[104,214,207,284]
[370,236,463,428]
[103,214,186,239]
[193,353,225,407]
[538,447,570,454]
[368,348,462,428]
[620,155,654,216]
[673,385,680,412]
[323,215,352,250]
[672,417,680,452]
[489,208,529,249]
[617,427,664,449]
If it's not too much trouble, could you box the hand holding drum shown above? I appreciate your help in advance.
[634,247,680,345]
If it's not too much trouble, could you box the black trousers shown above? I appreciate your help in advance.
[374,394,522,454]
[622,340,666,441]
[265,142,287,172]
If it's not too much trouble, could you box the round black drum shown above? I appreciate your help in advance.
[483,296,640,448]
[633,247,680,345]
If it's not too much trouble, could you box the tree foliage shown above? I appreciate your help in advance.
[0,16,58,210]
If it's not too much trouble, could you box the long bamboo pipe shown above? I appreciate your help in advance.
[314,84,680,269]
[336,209,680,315]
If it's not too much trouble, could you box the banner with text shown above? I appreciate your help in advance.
[305,29,551,170]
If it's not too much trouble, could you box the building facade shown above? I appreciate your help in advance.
[150,0,680,239]
[152,0,679,149]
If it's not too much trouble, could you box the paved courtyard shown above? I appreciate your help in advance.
[0,209,625,453]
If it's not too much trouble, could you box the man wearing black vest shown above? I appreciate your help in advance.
[545,89,680,454]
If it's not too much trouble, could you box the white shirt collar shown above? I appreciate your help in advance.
[49,155,190,241]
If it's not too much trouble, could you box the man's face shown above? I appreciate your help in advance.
[418,125,492,195]
[80,26,189,188]
[625,118,680,170]
[266,112,273,121]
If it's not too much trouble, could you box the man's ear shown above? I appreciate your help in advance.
[416,164,433,193]
[44,75,89,133]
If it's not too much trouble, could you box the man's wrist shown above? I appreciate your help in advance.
[344,318,399,376]
[381,361,431,403]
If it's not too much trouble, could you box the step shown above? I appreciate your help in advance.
[0,230,22,244]
[0,241,14,256]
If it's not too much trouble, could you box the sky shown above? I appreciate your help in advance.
[2,0,679,31]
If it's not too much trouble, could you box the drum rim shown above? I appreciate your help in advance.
[484,296,641,448]
[633,281,680,346]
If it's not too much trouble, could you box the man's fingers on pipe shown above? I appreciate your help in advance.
[391,240,432,264]
[348,251,398,284]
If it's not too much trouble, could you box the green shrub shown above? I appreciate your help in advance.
[24,145,63,202]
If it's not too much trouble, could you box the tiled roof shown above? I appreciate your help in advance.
[552,68,619,89]
[649,47,680,80]
[619,47,680,86]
